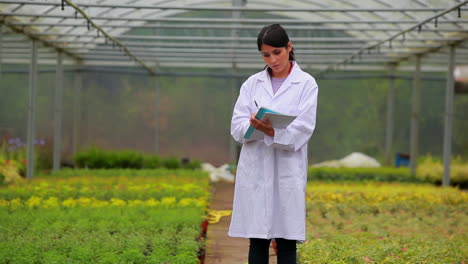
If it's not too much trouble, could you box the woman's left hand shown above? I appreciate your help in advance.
[250,113,275,137]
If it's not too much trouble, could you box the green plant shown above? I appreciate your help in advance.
[0,170,210,263]
[299,182,468,263]
[308,167,423,183]
[142,155,161,169]
[161,157,181,169]
[416,155,468,188]
[74,147,201,170]
[184,159,201,170]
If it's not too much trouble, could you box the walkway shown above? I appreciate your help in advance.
[204,182,277,264]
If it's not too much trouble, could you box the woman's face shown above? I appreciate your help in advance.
[260,42,292,78]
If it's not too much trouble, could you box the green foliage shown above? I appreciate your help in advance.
[44,168,208,179]
[115,150,144,169]
[308,167,423,183]
[0,169,211,201]
[417,155,468,188]
[161,156,181,169]
[184,159,202,170]
[0,141,27,176]
[0,170,210,263]
[299,183,468,264]
[74,147,200,170]
[0,207,205,264]
[142,155,161,169]
[309,158,468,187]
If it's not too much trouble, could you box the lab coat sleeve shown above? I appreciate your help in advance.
[264,78,318,151]
[231,80,254,144]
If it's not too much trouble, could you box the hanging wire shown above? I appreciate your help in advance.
[61,0,65,10]
[87,20,90,31]
[389,39,392,49]
[402,32,405,42]
[418,25,422,33]
[458,7,461,18]
[435,17,438,28]
[75,11,78,19]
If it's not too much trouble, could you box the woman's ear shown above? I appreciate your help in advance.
[287,41,293,52]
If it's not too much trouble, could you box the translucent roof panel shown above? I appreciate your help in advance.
[0,0,467,74]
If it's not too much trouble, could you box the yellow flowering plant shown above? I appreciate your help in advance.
[0,169,211,264]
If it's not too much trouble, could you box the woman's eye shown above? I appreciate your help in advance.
[273,50,281,55]
[263,54,270,57]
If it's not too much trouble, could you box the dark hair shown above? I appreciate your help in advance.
[257,24,295,61]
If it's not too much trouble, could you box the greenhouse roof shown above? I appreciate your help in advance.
[0,0,467,75]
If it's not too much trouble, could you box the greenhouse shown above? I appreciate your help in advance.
[0,0,467,263]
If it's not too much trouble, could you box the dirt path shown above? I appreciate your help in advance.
[204,182,277,264]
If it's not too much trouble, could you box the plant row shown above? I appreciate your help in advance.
[0,207,205,264]
[74,147,201,170]
[0,170,210,200]
[299,182,468,263]
[0,169,211,264]
[308,163,468,187]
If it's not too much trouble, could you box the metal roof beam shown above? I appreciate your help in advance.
[2,1,467,12]
[5,36,462,51]
[3,31,462,43]
[5,21,468,33]
[59,0,157,75]
[0,16,82,61]
[2,12,467,24]
[316,0,468,75]
[3,52,463,65]
[6,48,468,59]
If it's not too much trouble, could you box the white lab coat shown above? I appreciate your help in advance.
[228,62,318,241]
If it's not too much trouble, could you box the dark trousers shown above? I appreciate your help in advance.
[248,238,297,264]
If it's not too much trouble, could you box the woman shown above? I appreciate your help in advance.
[228,24,319,264]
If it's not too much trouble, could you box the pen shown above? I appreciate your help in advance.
[254,100,259,109]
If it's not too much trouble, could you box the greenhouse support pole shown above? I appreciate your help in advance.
[230,70,240,163]
[410,55,421,176]
[152,26,160,155]
[72,66,82,160]
[442,45,455,187]
[229,0,244,164]
[53,52,63,171]
[26,40,38,179]
[385,65,396,166]
[154,75,160,154]
[0,24,3,78]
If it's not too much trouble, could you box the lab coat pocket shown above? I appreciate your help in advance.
[277,150,304,189]
[236,144,260,188]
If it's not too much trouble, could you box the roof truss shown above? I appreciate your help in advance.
[0,0,467,75]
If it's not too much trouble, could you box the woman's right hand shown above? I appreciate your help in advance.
[250,113,275,137]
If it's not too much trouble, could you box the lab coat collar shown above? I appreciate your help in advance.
[258,61,303,98]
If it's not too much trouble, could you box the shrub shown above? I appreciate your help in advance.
[115,151,143,169]
[184,160,201,170]
[161,157,181,169]
[75,147,111,169]
[308,167,424,183]
[74,147,200,170]
[142,155,161,169]
[417,155,468,188]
